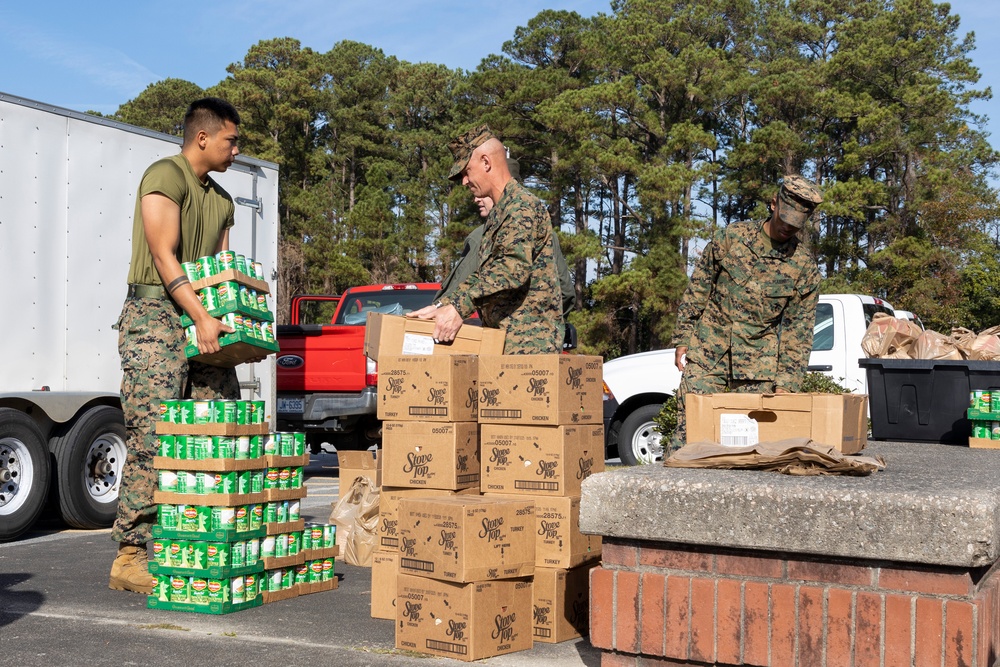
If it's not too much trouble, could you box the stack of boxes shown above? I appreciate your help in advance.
[365,314,604,660]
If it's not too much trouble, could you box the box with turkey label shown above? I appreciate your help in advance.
[377,355,479,422]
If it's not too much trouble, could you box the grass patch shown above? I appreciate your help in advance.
[137,623,190,632]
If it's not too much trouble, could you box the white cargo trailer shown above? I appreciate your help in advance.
[0,93,280,540]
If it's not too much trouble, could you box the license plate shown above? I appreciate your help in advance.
[277,397,304,414]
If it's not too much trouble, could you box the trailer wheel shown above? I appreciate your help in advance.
[0,408,51,541]
[51,406,126,529]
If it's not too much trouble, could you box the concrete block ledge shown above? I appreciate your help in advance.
[580,442,1000,568]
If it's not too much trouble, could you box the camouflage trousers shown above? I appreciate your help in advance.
[668,350,775,455]
[112,297,239,545]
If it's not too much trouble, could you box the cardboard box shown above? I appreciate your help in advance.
[382,421,480,490]
[365,313,505,362]
[337,450,382,500]
[532,564,596,643]
[395,574,533,661]
[377,355,479,422]
[378,487,480,552]
[371,552,399,619]
[685,393,869,455]
[969,437,1000,450]
[480,424,605,496]
[477,355,603,425]
[484,494,601,568]
[397,496,535,582]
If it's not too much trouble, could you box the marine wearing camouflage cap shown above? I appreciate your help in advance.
[448,125,497,181]
[777,174,823,228]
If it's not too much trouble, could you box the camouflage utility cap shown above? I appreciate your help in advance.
[447,125,496,181]
[778,174,823,228]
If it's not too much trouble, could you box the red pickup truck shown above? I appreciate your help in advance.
[275,283,440,452]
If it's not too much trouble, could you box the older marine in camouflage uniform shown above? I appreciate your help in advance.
[412,125,564,354]
[668,175,823,454]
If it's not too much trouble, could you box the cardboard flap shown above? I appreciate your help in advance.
[338,450,380,471]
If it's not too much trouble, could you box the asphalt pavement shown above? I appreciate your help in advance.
[0,452,602,667]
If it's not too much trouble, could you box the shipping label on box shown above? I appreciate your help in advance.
[397,496,535,582]
[378,487,480,552]
[395,574,533,662]
[477,355,603,425]
[480,424,604,496]
[365,313,505,362]
[371,552,399,619]
[382,421,481,491]
[685,393,868,455]
[532,563,596,643]
[338,450,381,500]
[485,493,601,568]
[378,355,479,422]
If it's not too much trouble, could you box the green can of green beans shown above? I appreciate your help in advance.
[230,576,245,604]
[288,499,300,521]
[236,401,251,425]
[196,255,217,280]
[170,575,191,602]
[235,436,251,460]
[252,401,266,424]
[151,539,168,565]
[287,531,300,556]
[322,558,334,581]
[992,392,1000,414]
[245,573,258,601]
[216,281,240,307]
[308,560,323,583]
[309,525,323,545]
[974,422,991,439]
[274,533,288,557]
[276,500,288,524]
[177,399,195,425]
[206,542,229,568]
[157,504,178,529]
[294,563,308,585]
[252,261,264,281]
[153,575,171,602]
[264,468,279,489]
[157,435,176,458]
[301,528,312,550]
[212,400,237,424]
[190,577,210,605]
[249,436,263,459]
[323,524,337,548]
[236,470,251,494]
[263,502,277,524]
[215,250,236,272]
[267,569,283,592]
[261,534,276,558]
[281,567,294,589]
[235,505,250,532]
[199,286,220,313]
[182,261,201,282]
[167,540,188,568]
[234,253,248,275]
[211,506,236,531]
[208,578,229,603]
[246,538,260,565]
[189,542,208,570]
[277,467,291,490]
[176,471,198,495]
[158,470,178,493]
[191,435,211,460]
[250,503,263,530]
[231,540,245,567]
[193,400,213,425]
[279,433,294,456]
[214,436,235,459]
[217,471,238,494]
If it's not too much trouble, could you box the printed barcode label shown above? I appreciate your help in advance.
[457,473,480,484]
[515,480,560,491]
[408,407,448,416]
[534,627,553,638]
[401,558,434,572]
[482,409,522,419]
[718,414,759,448]
[426,639,468,655]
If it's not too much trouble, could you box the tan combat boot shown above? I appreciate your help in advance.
[109,544,155,594]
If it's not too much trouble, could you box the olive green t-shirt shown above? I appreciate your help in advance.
[126,154,235,285]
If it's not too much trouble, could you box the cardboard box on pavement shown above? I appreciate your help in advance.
[532,563,596,643]
[365,313,505,362]
[337,450,381,500]
[378,486,480,553]
[685,393,868,455]
[484,494,601,568]
[477,355,603,425]
[371,552,399,620]
[377,355,479,422]
[480,424,604,496]
[397,496,535,582]
[381,421,480,491]
[396,573,533,661]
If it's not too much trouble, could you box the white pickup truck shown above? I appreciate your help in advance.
[602,294,895,464]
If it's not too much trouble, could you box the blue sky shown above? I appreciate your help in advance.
[1,0,997,148]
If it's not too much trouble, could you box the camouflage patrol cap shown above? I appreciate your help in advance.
[777,174,823,228]
[447,125,497,181]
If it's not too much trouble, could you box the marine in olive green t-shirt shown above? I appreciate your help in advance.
[126,153,235,285]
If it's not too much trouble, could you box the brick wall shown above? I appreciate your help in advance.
[590,539,1000,667]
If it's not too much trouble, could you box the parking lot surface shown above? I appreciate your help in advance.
[0,453,601,667]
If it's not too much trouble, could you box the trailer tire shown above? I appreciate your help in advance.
[0,408,51,541]
[51,406,126,529]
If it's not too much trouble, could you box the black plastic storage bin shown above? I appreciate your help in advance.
[859,358,1000,443]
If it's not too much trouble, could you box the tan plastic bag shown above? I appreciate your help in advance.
[970,334,1000,361]
[861,313,921,358]
[328,477,379,567]
[911,330,963,360]
[950,327,976,358]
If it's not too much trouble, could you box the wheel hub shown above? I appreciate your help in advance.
[85,433,126,500]
[632,422,664,464]
[0,439,33,511]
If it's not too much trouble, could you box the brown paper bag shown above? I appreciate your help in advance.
[970,334,1000,361]
[951,327,976,358]
[329,477,379,567]
[911,330,962,360]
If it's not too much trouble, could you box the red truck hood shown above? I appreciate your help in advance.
[276,324,368,393]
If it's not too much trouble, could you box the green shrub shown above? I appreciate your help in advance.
[801,372,851,394]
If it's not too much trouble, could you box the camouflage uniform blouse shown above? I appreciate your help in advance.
[442,180,564,354]
[670,220,821,391]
